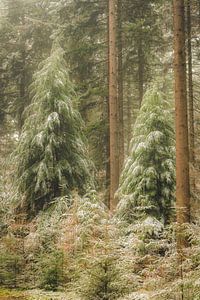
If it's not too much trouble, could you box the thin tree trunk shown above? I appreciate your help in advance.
[108,0,119,211]
[127,81,132,154]
[138,40,144,107]
[117,0,124,172]
[105,97,110,208]
[186,0,195,189]
[173,0,190,248]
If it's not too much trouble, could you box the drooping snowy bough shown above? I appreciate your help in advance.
[117,88,175,225]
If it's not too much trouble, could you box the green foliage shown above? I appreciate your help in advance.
[39,250,64,291]
[0,0,53,129]
[66,192,133,300]
[0,250,22,287]
[115,219,200,300]
[75,190,108,250]
[77,256,127,300]
[118,88,175,224]
[0,232,26,288]
[123,0,165,105]
[0,1,200,300]
[13,44,92,216]
[54,0,109,178]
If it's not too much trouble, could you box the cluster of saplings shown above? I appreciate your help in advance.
[1,43,199,300]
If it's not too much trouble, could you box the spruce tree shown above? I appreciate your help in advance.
[117,88,175,224]
[13,44,91,216]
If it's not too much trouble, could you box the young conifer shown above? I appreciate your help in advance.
[117,88,175,224]
[13,43,92,216]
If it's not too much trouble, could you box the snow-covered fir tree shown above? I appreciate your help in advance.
[13,43,92,216]
[117,88,175,224]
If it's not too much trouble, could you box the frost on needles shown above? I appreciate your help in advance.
[13,44,92,217]
[117,88,175,225]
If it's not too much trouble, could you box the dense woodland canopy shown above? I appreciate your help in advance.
[0,0,200,299]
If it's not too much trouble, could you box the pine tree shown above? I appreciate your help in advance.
[13,44,92,217]
[117,88,175,224]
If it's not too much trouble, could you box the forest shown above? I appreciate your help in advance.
[0,0,200,299]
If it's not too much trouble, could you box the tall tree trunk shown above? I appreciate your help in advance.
[173,0,190,248]
[108,0,119,211]
[126,80,132,154]
[117,0,124,172]
[138,40,144,107]
[186,0,195,189]
[105,96,110,208]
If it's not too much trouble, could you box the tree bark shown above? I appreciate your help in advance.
[117,0,124,172]
[108,0,119,211]
[186,0,195,189]
[126,80,132,154]
[173,0,190,248]
[105,96,110,208]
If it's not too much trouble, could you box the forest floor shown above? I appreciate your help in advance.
[0,289,80,300]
